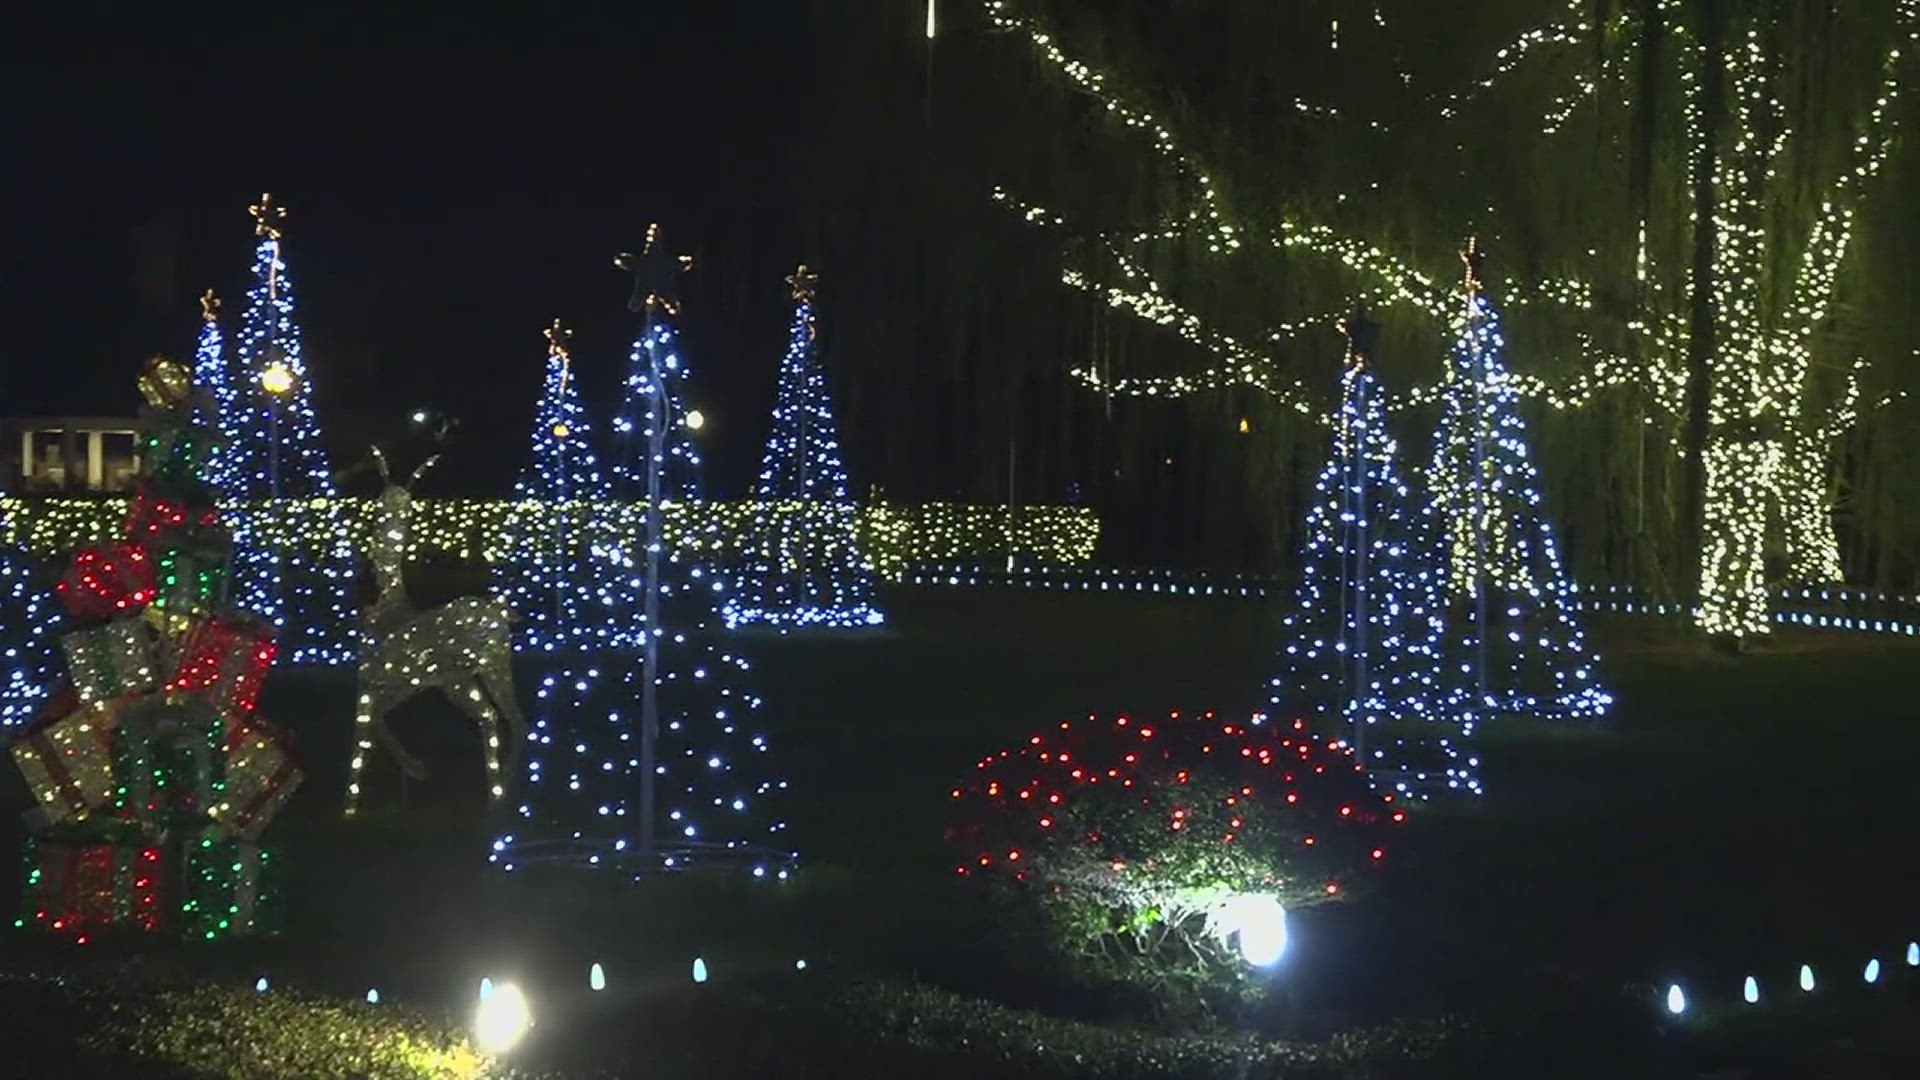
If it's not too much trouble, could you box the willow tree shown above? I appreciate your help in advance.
[976,0,1920,637]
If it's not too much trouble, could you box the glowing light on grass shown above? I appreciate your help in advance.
[1800,964,1816,992]
[1908,942,1919,966]
[366,988,380,1004]
[589,963,606,991]
[479,978,493,1000]
[692,958,708,984]
[254,977,268,993]
[1665,984,1685,1016]
[1865,958,1881,984]
[474,982,532,1056]
[1742,976,1758,1004]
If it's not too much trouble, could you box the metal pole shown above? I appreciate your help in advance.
[639,312,662,865]
[1468,302,1489,710]
[1352,373,1370,764]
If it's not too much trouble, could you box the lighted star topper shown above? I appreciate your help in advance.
[1460,236,1486,298]
[249,193,287,241]
[786,264,820,303]
[543,319,575,437]
[615,223,694,316]
[200,288,220,323]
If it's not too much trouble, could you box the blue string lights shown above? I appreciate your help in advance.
[1429,241,1609,721]
[495,320,616,652]
[725,266,885,630]
[218,195,356,665]
[190,290,238,502]
[0,532,57,727]
[492,232,794,879]
[1269,313,1477,797]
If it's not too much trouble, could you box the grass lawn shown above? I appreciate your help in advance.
[5,587,1920,1077]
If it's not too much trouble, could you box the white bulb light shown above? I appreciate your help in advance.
[1864,958,1881,984]
[474,982,532,1056]
[1215,894,1288,967]
[1664,984,1685,1015]
[1908,942,1919,967]
[366,988,380,1004]
[685,409,705,431]
[1800,964,1816,992]
[479,977,493,1000]
[254,977,268,993]
[692,957,708,984]
[590,963,606,991]
[1742,976,1758,1004]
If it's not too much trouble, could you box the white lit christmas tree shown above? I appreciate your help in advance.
[495,320,615,652]
[725,266,884,629]
[220,195,356,664]
[190,290,238,502]
[492,231,793,879]
[0,532,57,727]
[1269,313,1477,796]
[1429,241,1610,721]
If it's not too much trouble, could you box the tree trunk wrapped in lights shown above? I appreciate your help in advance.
[216,195,356,665]
[1269,312,1476,796]
[725,267,885,630]
[1428,243,1610,721]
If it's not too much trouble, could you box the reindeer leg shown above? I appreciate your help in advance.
[445,679,506,801]
[348,677,425,820]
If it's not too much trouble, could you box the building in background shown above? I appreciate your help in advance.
[2,418,144,493]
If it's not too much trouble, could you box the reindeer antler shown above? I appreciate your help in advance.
[408,454,442,488]
[369,445,391,483]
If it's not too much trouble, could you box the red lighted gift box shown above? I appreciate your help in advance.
[123,487,221,543]
[166,618,276,720]
[18,837,169,938]
[57,546,158,620]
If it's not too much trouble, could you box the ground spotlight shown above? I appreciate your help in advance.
[255,977,268,993]
[1214,894,1288,967]
[479,977,493,1000]
[366,988,380,1004]
[692,958,709,984]
[1742,976,1758,1004]
[474,982,532,1056]
[1799,964,1815,992]
[1665,984,1685,1016]
[1864,958,1881,984]
[590,963,606,991]
[1909,942,1919,967]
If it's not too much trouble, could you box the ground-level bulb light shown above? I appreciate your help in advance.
[1908,942,1919,967]
[366,988,380,1005]
[1800,965,1815,992]
[795,959,808,971]
[1216,894,1288,967]
[692,958,708,984]
[590,963,606,991]
[1865,958,1881,984]
[1742,976,1758,1003]
[474,982,532,1056]
[255,977,268,993]
[1665,984,1685,1016]
[480,978,494,1000]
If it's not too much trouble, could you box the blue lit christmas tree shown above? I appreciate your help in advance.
[724,266,884,629]
[494,320,615,652]
[492,231,793,879]
[1269,313,1477,796]
[1428,240,1610,721]
[190,290,238,501]
[0,531,57,727]
[220,195,356,664]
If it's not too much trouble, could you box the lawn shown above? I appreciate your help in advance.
[6,587,1920,1077]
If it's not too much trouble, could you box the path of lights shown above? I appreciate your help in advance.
[495,323,617,652]
[983,0,1918,639]
[1270,351,1476,797]
[1428,286,1610,720]
[4,497,1095,600]
[215,199,356,664]
[726,279,885,629]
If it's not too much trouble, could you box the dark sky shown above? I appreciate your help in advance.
[1,4,842,492]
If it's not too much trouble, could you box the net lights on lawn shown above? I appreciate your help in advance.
[726,266,885,630]
[1429,243,1609,721]
[219,195,356,665]
[1270,312,1476,796]
[495,320,617,652]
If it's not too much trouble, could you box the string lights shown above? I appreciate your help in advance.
[1270,313,1475,796]
[0,530,58,726]
[218,195,356,664]
[726,267,886,629]
[494,320,617,652]
[1429,244,1609,719]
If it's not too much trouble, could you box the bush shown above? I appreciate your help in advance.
[948,710,1405,1011]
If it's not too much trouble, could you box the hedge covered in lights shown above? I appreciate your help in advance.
[0,498,1098,582]
[948,710,1402,1010]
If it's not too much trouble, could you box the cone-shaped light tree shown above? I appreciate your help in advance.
[0,532,57,727]
[724,266,884,629]
[1269,312,1477,796]
[492,230,793,879]
[190,290,239,501]
[220,195,355,664]
[1428,240,1610,721]
[494,320,616,652]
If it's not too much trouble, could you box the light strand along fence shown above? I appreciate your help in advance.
[0,498,1100,583]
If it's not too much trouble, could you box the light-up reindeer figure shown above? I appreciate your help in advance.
[343,447,525,815]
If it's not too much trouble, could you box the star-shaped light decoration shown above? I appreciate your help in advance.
[614,223,694,317]
[544,319,574,438]
[786,264,820,303]
[200,289,221,323]
[1460,235,1486,298]
[249,193,287,241]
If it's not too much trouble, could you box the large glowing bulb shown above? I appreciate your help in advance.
[260,361,294,395]
[1215,894,1288,967]
[1908,942,1919,967]
[692,957,708,984]
[1742,976,1758,1004]
[1664,984,1685,1016]
[1864,958,1881,984]
[685,409,706,431]
[589,963,606,991]
[1800,964,1815,992]
[474,982,532,1055]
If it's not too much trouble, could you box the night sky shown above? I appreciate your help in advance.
[1,4,848,492]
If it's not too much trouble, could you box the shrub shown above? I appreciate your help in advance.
[948,710,1405,1010]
